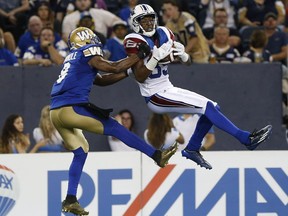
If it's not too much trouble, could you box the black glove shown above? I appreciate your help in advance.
[137,43,151,59]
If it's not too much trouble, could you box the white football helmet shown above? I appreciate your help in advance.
[130,4,157,37]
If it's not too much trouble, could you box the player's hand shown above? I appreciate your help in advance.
[41,40,52,48]
[137,43,151,59]
[172,41,185,57]
[152,41,173,61]
[172,41,190,63]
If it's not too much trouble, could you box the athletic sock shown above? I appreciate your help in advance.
[107,122,156,157]
[205,101,250,144]
[185,115,213,151]
[67,147,88,198]
[65,194,77,204]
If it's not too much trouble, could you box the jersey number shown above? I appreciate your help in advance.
[149,65,168,79]
[56,62,70,83]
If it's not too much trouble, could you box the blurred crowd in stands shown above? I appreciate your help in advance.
[1,0,288,152]
[0,0,288,65]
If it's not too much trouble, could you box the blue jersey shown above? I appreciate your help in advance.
[16,31,65,58]
[0,48,18,66]
[50,44,103,109]
[104,37,127,61]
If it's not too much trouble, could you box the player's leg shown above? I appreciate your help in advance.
[147,87,272,168]
[146,88,216,169]
[70,105,177,168]
[148,87,271,146]
[50,109,89,215]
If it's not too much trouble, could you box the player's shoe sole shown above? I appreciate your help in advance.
[154,142,178,168]
[246,125,272,150]
[62,200,89,215]
[181,149,212,170]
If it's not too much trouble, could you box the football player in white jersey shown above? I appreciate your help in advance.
[124,4,272,170]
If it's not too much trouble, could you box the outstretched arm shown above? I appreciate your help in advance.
[89,43,151,74]
[89,54,140,74]
[93,72,128,86]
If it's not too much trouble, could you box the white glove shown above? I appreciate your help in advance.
[172,41,190,62]
[152,41,173,61]
[172,41,185,56]
[146,41,173,71]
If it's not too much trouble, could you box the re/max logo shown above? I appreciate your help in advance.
[47,167,288,216]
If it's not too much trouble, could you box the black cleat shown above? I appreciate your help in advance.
[62,200,89,215]
[153,142,178,168]
[181,149,212,170]
[246,125,272,150]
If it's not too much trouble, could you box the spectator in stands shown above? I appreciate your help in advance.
[0,28,18,66]
[77,11,106,45]
[263,12,288,64]
[52,0,75,23]
[163,0,210,63]
[0,114,47,153]
[173,114,215,151]
[33,105,64,152]
[108,109,137,151]
[22,27,68,66]
[201,0,237,29]
[238,0,285,28]
[61,0,122,42]
[243,29,272,62]
[203,8,241,47]
[65,0,108,13]
[209,25,241,63]
[1,29,16,53]
[35,1,62,36]
[14,15,43,60]
[0,0,30,42]
[93,0,107,10]
[103,20,128,61]
[119,0,138,27]
[144,113,184,150]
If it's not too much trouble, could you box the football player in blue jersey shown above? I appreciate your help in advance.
[50,27,178,215]
[124,4,272,170]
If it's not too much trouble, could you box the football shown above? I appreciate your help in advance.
[158,52,176,65]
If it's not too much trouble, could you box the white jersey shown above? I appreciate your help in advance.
[124,27,174,97]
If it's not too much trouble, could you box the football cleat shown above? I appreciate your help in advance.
[181,149,212,170]
[246,125,272,150]
[153,142,178,168]
[62,200,89,215]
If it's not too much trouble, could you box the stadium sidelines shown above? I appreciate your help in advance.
[1,151,287,216]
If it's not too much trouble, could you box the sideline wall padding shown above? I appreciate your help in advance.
[0,63,286,151]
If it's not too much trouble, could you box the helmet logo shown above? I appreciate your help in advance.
[76,30,91,41]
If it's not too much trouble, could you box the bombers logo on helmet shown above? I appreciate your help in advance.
[77,30,92,41]
[68,27,101,50]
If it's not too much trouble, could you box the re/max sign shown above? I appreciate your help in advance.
[47,167,288,216]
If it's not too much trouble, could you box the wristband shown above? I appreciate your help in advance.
[146,57,158,71]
